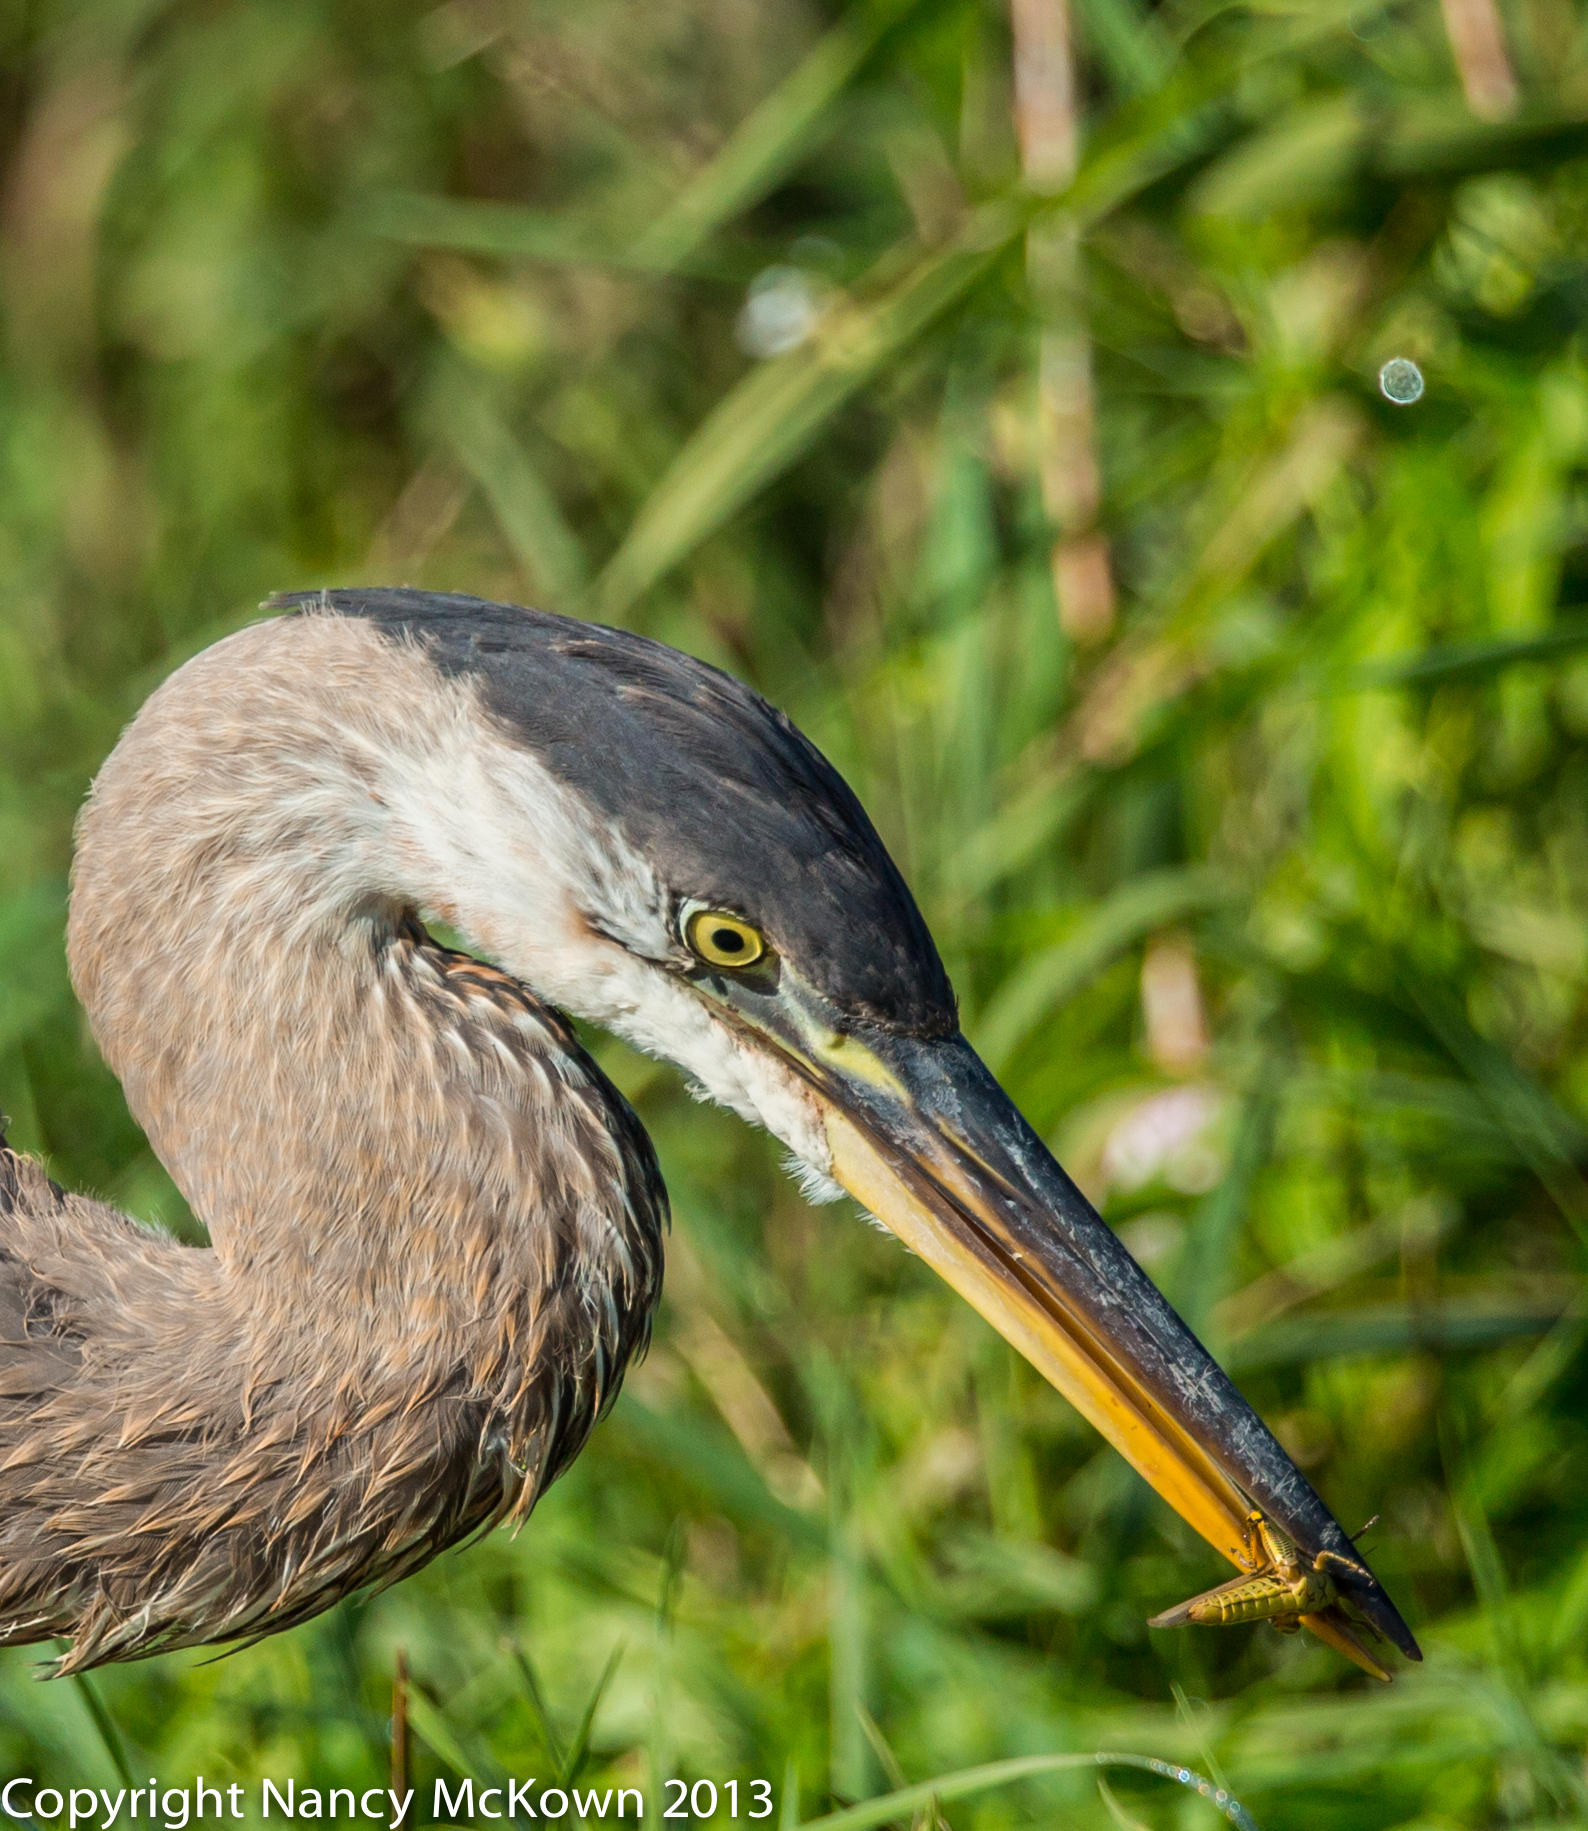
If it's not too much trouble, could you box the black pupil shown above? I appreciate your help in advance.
[712,927,746,955]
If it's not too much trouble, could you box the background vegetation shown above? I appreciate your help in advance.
[5,0,1588,1823]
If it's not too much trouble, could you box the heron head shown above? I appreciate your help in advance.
[280,587,1416,1676]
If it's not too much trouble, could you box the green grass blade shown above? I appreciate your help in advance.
[780,1759,801,1831]
[508,1641,567,1772]
[557,1640,625,1787]
[1076,0,1174,97]
[1379,96,1588,180]
[598,210,1017,619]
[71,1673,136,1793]
[796,1753,1261,1831]
[630,0,927,273]
[1407,980,1588,1248]
[616,1398,824,1546]
[1176,1075,1275,1340]
[1096,1773,1151,1831]
[944,766,1091,906]
[364,193,751,282]
[1496,1292,1588,1420]
[855,1706,908,1790]
[425,359,588,600]
[598,105,1227,617]
[1354,616,1588,687]
[406,1687,503,1783]
[975,866,1235,1069]
[1441,1421,1584,1809]
[1225,1298,1572,1371]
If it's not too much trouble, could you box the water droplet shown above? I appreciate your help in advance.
[1378,357,1425,404]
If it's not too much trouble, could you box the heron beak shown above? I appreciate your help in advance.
[794,1026,1420,1669]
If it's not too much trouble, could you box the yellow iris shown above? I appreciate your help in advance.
[685,908,766,969]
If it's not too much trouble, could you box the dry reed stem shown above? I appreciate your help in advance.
[1439,0,1519,119]
[1010,0,1116,643]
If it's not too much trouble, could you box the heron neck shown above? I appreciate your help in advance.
[64,616,664,1374]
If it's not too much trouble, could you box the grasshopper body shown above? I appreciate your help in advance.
[1149,1512,1370,1634]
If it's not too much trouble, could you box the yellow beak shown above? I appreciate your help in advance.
[798,1027,1418,1673]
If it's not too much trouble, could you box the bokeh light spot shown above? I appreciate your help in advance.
[1379,357,1425,403]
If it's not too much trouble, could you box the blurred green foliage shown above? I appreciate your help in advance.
[6,0,1588,1825]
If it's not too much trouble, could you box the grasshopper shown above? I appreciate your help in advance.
[1149,1511,1374,1633]
[1148,1510,1396,1680]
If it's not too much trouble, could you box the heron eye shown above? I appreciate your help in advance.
[684,908,766,969]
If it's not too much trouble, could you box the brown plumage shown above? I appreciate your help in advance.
[0,613,665,1672]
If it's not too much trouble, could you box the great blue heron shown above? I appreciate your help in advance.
[0,589,1419,1679]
